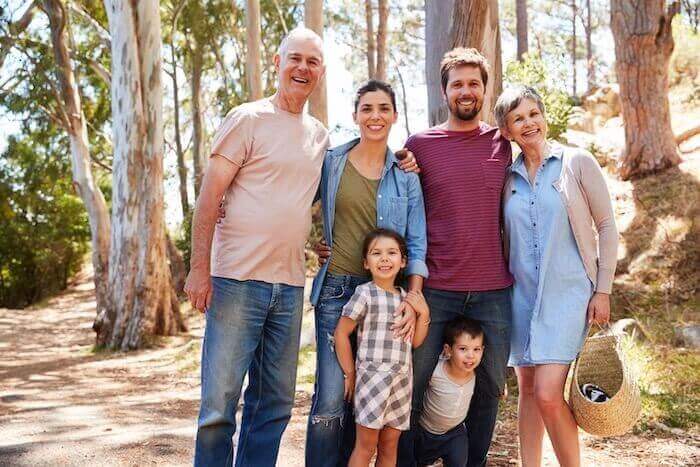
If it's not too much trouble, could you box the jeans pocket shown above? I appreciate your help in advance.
[320,284,345,300]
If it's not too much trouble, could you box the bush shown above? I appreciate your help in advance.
[503,53,574,141]
[0,136,90,308]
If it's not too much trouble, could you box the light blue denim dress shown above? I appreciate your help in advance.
[504,146,592,367]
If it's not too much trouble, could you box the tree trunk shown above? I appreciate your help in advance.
[516,0,528,61]
[585,0,594,91]
[44,0,111,323]
[451,0,503,125]
[245,0,263,100]
[98,0,184,350]
[375,0,388,81]
[168,1,189,219]
[365,0,376,79]
[190,37,206,200]
[304,0,328,126]
[611,0,682,180]
[571,0,577,96]
[425,0,454,126]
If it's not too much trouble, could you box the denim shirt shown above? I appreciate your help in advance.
[309,138,429,305]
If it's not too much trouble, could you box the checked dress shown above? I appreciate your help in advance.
[342,282,412,430]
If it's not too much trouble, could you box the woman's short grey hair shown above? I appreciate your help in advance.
[494,85,546,129]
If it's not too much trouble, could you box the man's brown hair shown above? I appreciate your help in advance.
[440,47,490,92]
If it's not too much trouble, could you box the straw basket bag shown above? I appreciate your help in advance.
[568,326,641,436]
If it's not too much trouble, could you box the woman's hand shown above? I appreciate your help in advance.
[392,301,416,343]
[395,148,421,173]
[344,372,355,401]
[314,239,332,265]
[587,292,611,325]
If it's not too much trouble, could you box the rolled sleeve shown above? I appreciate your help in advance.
[405,173,429,279]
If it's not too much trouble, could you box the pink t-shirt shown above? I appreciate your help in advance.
[210,98,329,286]
[405,123,513,292]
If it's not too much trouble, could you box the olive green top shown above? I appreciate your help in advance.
[327,161,379,277]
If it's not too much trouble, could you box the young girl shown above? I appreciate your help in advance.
[334,228,430,467]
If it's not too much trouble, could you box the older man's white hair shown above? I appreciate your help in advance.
[278,27,324,60]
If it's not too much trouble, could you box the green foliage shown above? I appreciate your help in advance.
[175,209,193,275]
[504,54,574,141]
[0,135,90,308]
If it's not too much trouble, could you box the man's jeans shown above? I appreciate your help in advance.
[305,273,367,467]
[194,277,304,467]
[398,287,512,467]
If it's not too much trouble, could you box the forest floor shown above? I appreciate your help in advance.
[2,92,700,465]
[1,264,698,467]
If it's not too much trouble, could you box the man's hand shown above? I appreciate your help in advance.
[315,239,332,265]
[392,300,417,343]
[395,148,420,173]
[587,292,611,325]
[184,268,212,313]
[217,200,225,224]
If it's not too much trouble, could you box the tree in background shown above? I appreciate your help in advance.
[305,0,328,126]
[516,0,528,61]
[245,0,263,101]
[95,0,184,349]
[611,0,682,180]
[426,0,503,125]
[43,0,112,319]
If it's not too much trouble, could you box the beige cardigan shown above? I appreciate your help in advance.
[502,143,619,294]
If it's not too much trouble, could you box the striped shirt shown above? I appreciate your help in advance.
[405,123,513,291]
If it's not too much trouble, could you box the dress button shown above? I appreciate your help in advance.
[378,194,382,198]
[379,217,383,220]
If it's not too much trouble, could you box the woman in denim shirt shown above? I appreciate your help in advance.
[306,80,428,467]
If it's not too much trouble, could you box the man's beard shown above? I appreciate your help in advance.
[448,99,482,121]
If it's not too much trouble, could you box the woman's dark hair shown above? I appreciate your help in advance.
[354,79,397,113]
[361,228,408,260]
[443,317,484,346]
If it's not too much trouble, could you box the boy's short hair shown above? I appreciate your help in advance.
[443,317,484,346]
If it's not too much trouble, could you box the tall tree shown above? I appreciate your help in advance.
[611,0,682,180]
[571,0,577,96]
[165,0,189,218]
[516,0,528,61]
[96,0,184,349]
[375,0,388,80]
[365,0,376,78]
[43,0,111,322]
[245,0,263,101]
[305,0,328,126]
[426,0,503,125]
[584,0,594,91]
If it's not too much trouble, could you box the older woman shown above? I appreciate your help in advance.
[494,86,618,467]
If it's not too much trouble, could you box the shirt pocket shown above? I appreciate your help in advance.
[481,159,506,192]
[387,196,408,233]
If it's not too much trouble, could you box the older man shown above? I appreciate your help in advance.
[185,27,328,467]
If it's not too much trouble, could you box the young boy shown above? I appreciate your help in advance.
[415,317,484,467]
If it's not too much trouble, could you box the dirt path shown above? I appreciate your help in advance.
[1,268,698,466]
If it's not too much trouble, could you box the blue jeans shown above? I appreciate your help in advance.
[305,273,367,467]
[415,423,468,467]
[398,287,512,467]
[194,277,304,467]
